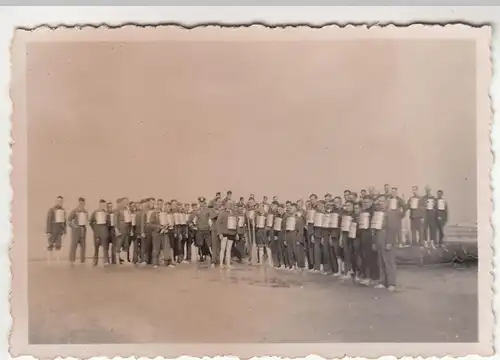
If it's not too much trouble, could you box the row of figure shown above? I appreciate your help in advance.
[45,185,448,291]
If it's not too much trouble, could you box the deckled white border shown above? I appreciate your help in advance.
[0,6,497,360]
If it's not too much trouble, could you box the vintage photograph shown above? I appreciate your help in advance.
[10,25,493,358]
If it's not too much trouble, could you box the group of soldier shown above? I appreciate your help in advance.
[45,184,449,291]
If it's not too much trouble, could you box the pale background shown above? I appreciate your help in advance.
[26,39,476,259]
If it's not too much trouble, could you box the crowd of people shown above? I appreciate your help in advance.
[45,184,449,291]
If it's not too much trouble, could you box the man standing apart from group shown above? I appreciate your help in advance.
[45,196,67,263]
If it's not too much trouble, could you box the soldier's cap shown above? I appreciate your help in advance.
[99,199,106,203]
[198,196,206,202]
[324,193,332,198]
[191,202,197,207]
[157,198,164,202]
[78,197,85,202]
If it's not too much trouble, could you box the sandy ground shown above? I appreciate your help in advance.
[28,260,477,344]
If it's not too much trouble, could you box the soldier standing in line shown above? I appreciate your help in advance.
[407,186,425,246]
[194,197,212,263]
[358,196,374,285]
[246,197,258,265]
[234,203,247,263]
[105,201,118,264]
[187,202,199,262]
[372,196,398,291]
[422,186,438,248]
[89,199,109,266]
[387,187,406,247]
[216,201,238,269]
[67,197,89,265]
[436,190,449,247]
[140,198,155,265]
[305,194,319,270]
[128,201,140,263]
[209,199,222,268]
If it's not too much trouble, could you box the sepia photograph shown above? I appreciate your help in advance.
[9,24,493,358]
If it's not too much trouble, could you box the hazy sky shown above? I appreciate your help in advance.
[26,39,476,256]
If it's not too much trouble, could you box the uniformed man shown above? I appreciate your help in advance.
[305,194,319,270]
[216,201,238,268]
[349,202,362,281]
[328,197,343,276]
[89,199,109,266]
[234,203,247,263]
[422,186,438,248]
[312,200,327,273]
[194,197,212,263]
[293,203,307,270]
[180,203,193,262]
[372,196,397,291]
[254,204,268,265]
[264,201,279,267]
[67,197,89,265]
[271,204,286,268]
[383,184,391,199]
[140,198,156,265]
[209,199,222,268]
[387,187,406,247]
[128,201,140,263]
[436,190,449,246]
[283,203,298,269]
[105,202,118,264]
[45,196,67,263]
[407,186,425,246]
[186,202,199,262]
[115,197,132,264]
[358,195,374,285]
[222,191,233,206]
[343,190,351,204]
[340,201,354,279]
[246,197,258,265]
[261,196,270,214]
[209,192,222,208]
[150,199,169,268]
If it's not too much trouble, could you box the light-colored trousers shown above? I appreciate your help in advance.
[219,236,234,266]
